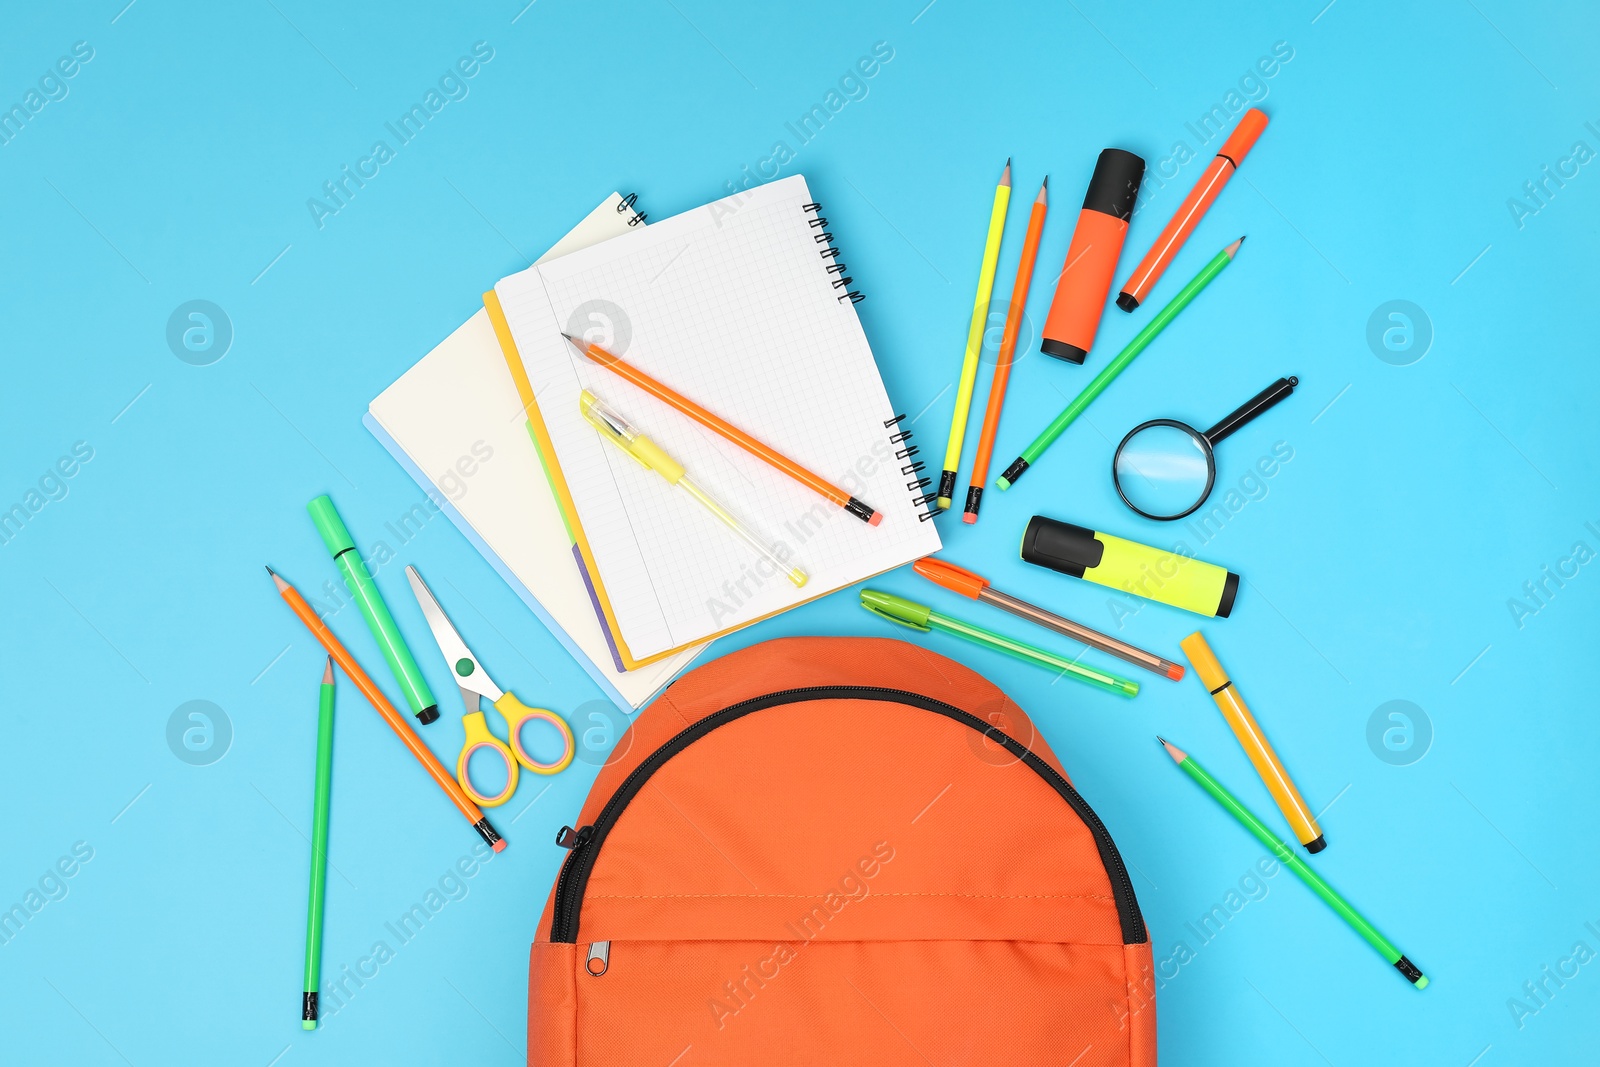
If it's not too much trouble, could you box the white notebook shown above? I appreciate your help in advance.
[492,175,942,664]
[365,195,702,711]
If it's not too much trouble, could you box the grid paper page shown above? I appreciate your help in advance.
[494,175,940,659]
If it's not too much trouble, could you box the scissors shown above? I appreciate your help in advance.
[405,566,575,806]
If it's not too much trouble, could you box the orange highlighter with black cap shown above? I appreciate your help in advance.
[1117,109,1268,311]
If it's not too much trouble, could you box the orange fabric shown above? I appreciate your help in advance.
[530,637,1155,1065]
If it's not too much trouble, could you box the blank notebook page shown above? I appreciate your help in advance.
[495,174,940,660]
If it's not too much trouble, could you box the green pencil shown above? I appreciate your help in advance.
[303,658,336,1028]
[996,237,1243,491]
[1160,737,1427,989]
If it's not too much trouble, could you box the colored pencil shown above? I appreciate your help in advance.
[964,176,1047,523]
[266,566,506,852]
[562,334,882,526]
[1160,738,1427,988]
[997,237,1243,490]
[938,158,1012,510]
[302,657,335,1029]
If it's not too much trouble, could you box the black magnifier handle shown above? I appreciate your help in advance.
[1203,376,1298,446]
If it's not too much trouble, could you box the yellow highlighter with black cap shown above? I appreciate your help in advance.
[580,390,807,588]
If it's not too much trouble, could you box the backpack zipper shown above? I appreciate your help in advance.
[550,685,1145,945]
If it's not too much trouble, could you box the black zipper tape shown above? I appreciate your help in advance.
[548,685,1146,945]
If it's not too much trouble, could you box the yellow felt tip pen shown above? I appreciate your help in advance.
[1180,632,1325,853]
[580,391,807,588]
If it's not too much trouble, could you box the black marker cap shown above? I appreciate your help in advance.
[1039,339,1089,364]
[1082,149,1145,222]
[1305,835,1327,854]
[1215,571,1240,618]
[1020,516,1105,578]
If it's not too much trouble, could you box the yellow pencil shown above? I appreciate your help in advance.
[1180,632,1325,853]
[938,158,1011,510]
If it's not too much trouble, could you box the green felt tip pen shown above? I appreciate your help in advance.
[860,589,1138,697]
[306,494,438,723]
[303,658,335,1029]
[1161,737,1428,989]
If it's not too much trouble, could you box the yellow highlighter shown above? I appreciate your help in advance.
[580,391,807,588]
[1180,631,1325,853]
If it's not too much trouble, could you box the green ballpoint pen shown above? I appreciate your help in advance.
[997,237,1243,490]
[860,589,1138,697]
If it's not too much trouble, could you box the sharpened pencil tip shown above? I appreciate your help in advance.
[1225,236,1245,258]
[999,159,1011,186]
[323,656,334,684]
[1158,737,1187,763]
[266,566,289,593]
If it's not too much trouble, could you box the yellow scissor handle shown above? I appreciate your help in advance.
[495,693,575,775]
[456,710,519,807]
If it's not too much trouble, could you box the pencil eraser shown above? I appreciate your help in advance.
[1165,664,1185,681]
[492,838,507,852]
[303,1021,317,1031]
[1416,976,1429,989]
[961,513,976,525]
[868,511,883,527]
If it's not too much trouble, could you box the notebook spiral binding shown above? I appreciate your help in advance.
[803,202,864,304]
[885,415,939,521]
[618,192,647,227]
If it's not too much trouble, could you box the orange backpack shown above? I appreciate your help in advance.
[528,637,1156,1066]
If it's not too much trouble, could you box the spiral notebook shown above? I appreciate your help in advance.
[488,174,942,668]
[365,193,703,710]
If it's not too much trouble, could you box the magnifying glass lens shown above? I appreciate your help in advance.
[1114,423,1212,518]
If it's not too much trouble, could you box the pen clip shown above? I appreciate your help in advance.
[861,602,931,632]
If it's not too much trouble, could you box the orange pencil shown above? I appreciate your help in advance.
[964,177,1048,523]
[562,333,882,525]
[266,566,506,852]
[1117,108,1268,311]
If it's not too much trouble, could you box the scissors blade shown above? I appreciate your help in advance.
[404,565,504,702]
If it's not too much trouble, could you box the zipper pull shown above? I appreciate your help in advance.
[555,825,594,850]
[585,941,609,976]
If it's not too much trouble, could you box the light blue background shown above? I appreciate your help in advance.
[2,1,1596,1064]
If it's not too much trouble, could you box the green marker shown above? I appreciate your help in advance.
[860,589,1138,697]
[997,237,1244,490]
[303,658,336,1029]
[1160,737,1428,989]
[307,494,437,723]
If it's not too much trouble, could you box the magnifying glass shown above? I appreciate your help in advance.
[1113,376,1298,521]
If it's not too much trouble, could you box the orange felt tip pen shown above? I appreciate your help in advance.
[1117,108,1267,312]
[1179,631,1324,853]
[563,334,882,526]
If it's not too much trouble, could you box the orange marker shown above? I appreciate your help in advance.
[1179,631,1323,853]
[266,566,507,852]
[1039,149,1144,364]
[562,334,882,526]
[964,177,1048,523]
[1117,108,1268,312]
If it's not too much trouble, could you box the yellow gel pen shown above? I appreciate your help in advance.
[580,391,807,588]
